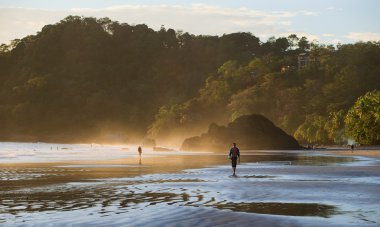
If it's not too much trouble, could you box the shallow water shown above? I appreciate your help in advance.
[0,142,379,226]
[0,142,151,163]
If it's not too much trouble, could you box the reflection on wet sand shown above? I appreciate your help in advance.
[212,202,336,217]
[1,151,378,226]
[244,152,357,166]
[0,153,357,189]
[0,183,336,219]
[241,175,276,178]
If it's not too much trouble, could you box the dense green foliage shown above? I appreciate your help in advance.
[344,91,380,145]
[150,41,380,145]
[0,16,379,145]
[0,16,264,142]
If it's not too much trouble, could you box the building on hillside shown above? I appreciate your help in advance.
[298,53,309,70]
[298,52,319,70]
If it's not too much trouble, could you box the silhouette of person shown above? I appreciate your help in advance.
[138,146,142,164]
[229,142,240,176]
[138,146,142,157]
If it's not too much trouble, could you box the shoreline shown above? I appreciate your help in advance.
[1,147,380,226]
[325,149,380,158]
[2,147,380,167]
[2,148,377,193]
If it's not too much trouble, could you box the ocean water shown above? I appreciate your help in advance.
[1,142,380,226]
[0,142,179,163]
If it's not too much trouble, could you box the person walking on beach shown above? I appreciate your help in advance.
[138,146,142,165]
[138,146,142,157]
[229,143,240,176]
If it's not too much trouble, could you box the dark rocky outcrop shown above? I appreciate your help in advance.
[153,147,176,152]
[180,114,300,151]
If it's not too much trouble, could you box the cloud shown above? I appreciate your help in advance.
[299,10,319,16]
[346,32,380,42]
[0,8,67,44]
[330,39,343,44]
[322,33,335,37]
[0,4,319,44]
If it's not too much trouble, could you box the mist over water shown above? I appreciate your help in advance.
[0,142,126,163]
[0,142,181,163]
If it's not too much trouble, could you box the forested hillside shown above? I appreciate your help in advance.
[150,41,380,146]
[0,16,379,145]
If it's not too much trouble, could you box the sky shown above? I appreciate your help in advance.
[0,0,379,45]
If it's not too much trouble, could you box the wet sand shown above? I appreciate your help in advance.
[1,149,380,226]
[329,149,380,158]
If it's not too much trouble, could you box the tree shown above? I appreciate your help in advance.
[274,37,290,53]
[298,36,310,51]
[1,15,379,145]
[345,90,380,145]
[294,114,329,144]
[287,34,299,50]
[325,110,346,144]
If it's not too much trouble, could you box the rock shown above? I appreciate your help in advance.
[180,114,300,151]
[153,147,175,152]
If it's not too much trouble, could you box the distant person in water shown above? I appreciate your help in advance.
[229,143,240,176]
[350,144,354,152]
[138,146,142,157]
[138,146,142,165]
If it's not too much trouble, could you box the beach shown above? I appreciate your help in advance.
[329,148,380,158]
[1,142,380,226]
